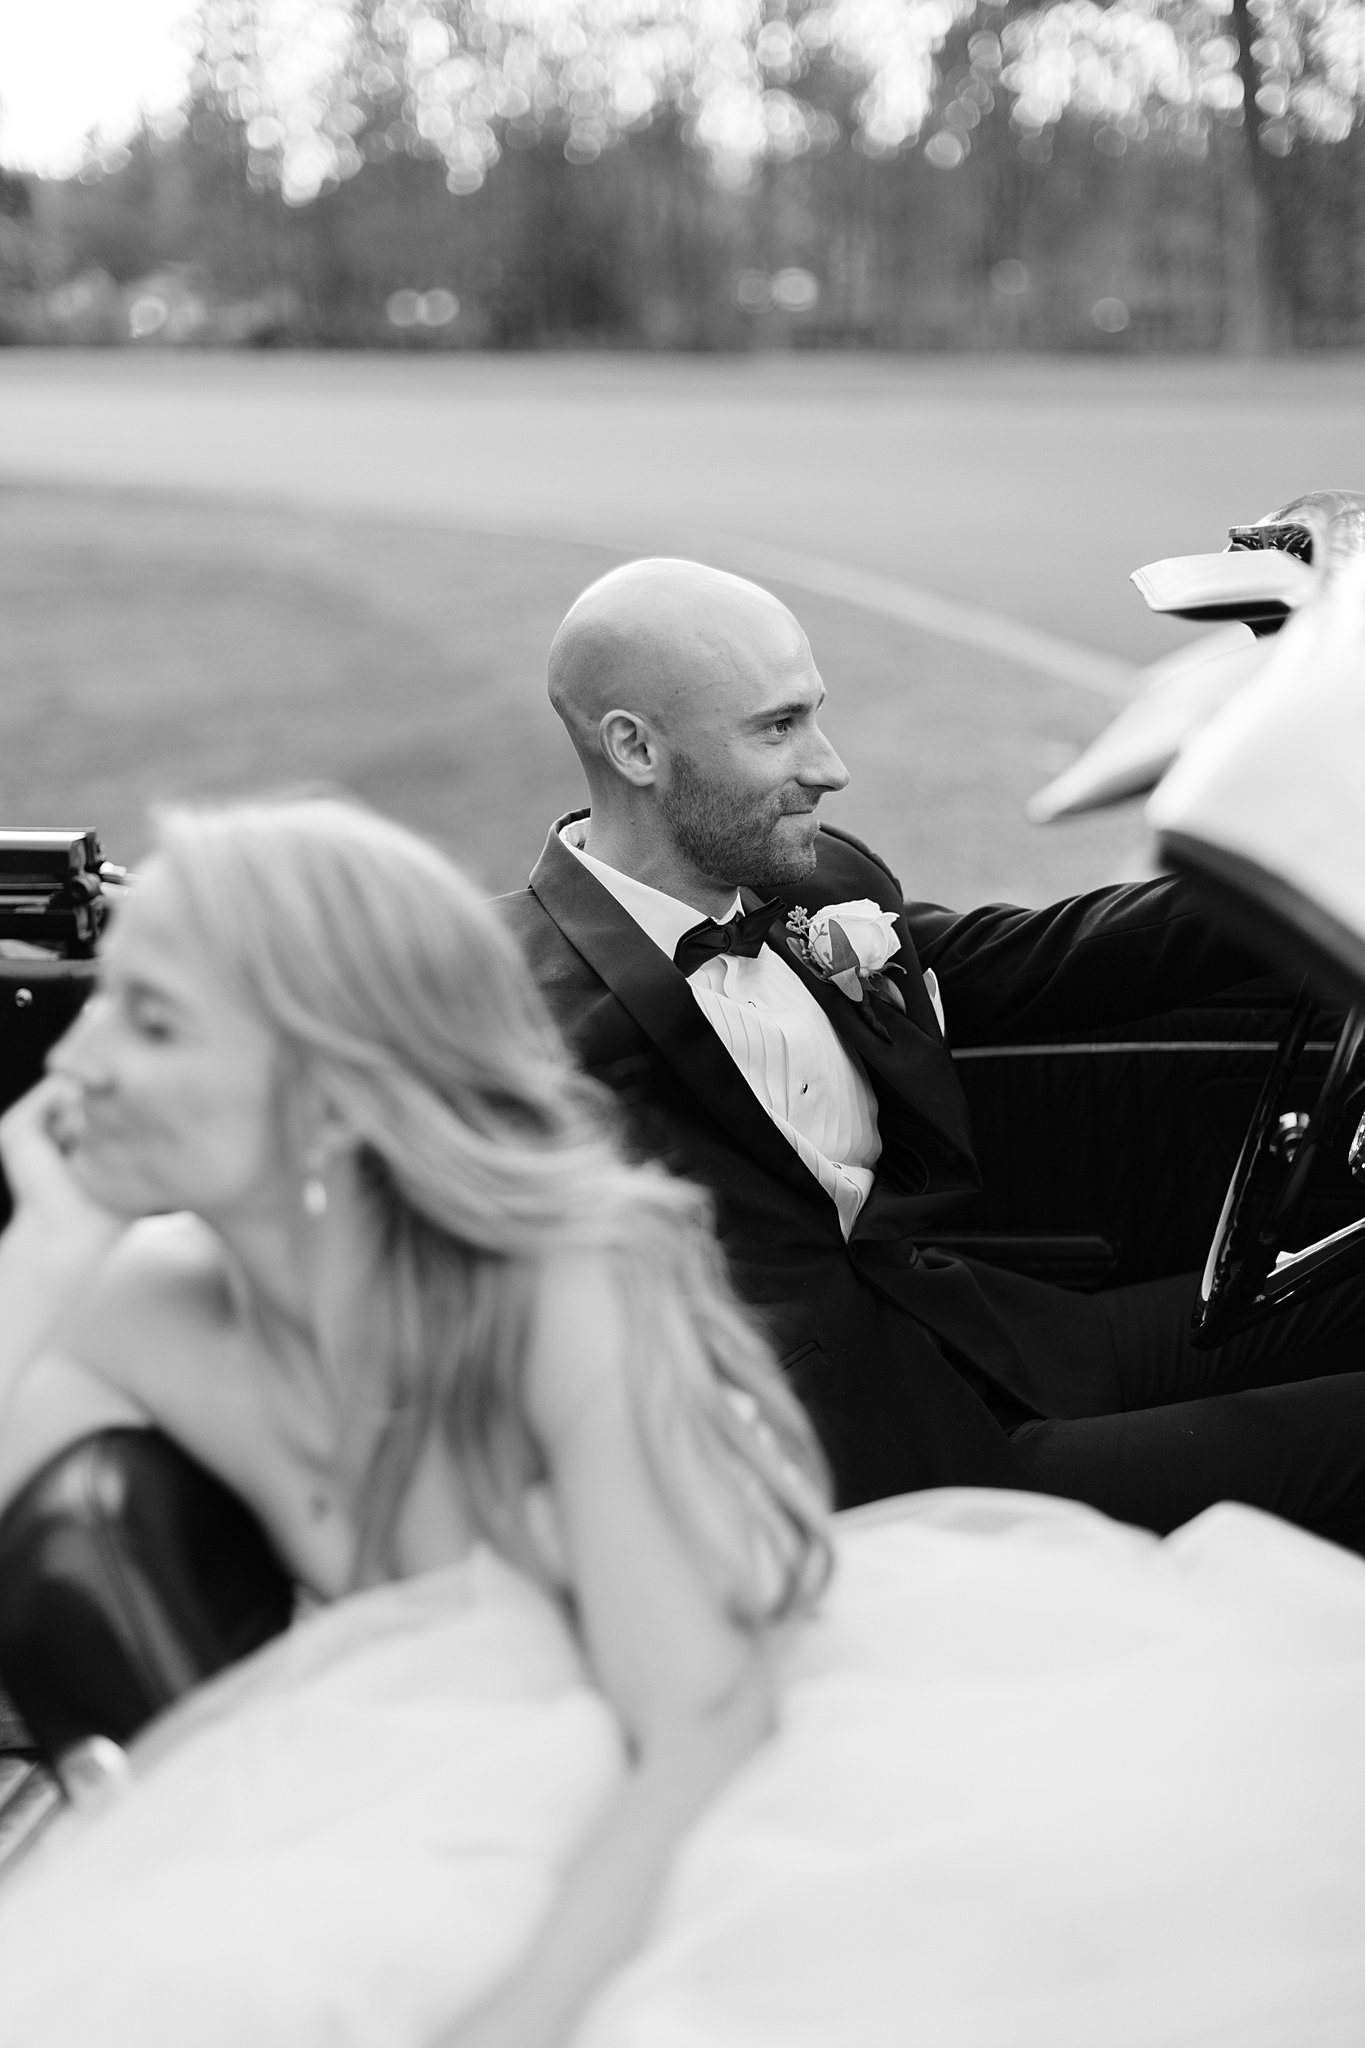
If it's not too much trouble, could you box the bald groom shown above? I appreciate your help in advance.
[499,558,1365,1547]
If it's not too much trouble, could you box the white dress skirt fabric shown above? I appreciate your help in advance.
[4,1489,1365,2048]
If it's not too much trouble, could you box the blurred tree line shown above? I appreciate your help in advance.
[5,0,1364,351]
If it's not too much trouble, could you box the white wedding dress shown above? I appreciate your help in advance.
[4,1489,1365,2048]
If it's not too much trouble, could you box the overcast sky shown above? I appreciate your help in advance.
[0,0,194,174]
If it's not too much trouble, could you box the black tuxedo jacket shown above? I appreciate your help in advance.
[497,814,1258,1506]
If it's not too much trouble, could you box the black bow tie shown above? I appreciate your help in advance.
[673,899,783,977]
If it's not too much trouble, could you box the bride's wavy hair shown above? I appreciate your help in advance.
[152,797,831,1624]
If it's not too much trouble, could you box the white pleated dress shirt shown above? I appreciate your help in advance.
[562,825,882,1237]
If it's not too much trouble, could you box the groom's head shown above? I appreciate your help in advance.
[547,559,848,896]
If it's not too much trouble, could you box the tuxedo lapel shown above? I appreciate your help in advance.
[529,825,839,1216]
[760,908,980,1213]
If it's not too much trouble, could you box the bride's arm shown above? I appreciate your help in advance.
[0,1077,149,1498]
[0,1077,128,1415]
[437,1259,780,2048]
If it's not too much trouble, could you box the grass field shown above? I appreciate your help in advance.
[0,480,1148,906]
[4,349,1363,664]
[7,348,1362,903]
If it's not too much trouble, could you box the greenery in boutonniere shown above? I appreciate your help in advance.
[785,901,905,1017]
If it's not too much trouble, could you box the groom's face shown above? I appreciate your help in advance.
[658,629,848,890]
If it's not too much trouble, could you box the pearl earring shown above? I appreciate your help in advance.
[303,1174,328,1219]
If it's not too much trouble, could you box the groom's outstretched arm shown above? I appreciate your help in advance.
[909,878,1270,1046]
[817,826,1268,1049]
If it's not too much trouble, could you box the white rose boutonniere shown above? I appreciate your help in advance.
[786,900,905,1018]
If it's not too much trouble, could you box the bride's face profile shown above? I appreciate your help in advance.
[49,859,295,1221]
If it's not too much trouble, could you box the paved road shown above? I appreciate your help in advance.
[3,350,1362,672]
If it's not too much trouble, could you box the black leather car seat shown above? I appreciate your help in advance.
[0,1428,294,1776]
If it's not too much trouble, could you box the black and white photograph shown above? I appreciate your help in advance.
[0,1,1363,2041]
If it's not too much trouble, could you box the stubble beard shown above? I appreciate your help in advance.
[660,750,819,892]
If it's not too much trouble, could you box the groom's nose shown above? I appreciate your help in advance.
[799,723,850,796]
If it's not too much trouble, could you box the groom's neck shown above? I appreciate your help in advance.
[581,815,736,920]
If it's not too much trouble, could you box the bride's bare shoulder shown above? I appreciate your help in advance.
[103,1211,227,1293]
[64,1213,234,1366]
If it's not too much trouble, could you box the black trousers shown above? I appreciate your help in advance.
[1002,1267,1365,1554]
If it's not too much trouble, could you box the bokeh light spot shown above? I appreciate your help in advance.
[385,288,422,328]
[925,130,966,169]
[733,269,772,314]
[1091,296,1130,333]
[127,294,169,339]
[990,258,1030,295]
[771,266,819,313]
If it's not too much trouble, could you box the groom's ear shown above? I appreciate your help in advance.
[598,709,663,788]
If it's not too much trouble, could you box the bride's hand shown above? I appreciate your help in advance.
[0,1075,125,1254]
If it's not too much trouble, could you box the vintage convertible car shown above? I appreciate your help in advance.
[931,979,1358,1310]
[0,489,1361,1867]
[980,486,1365,1346]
